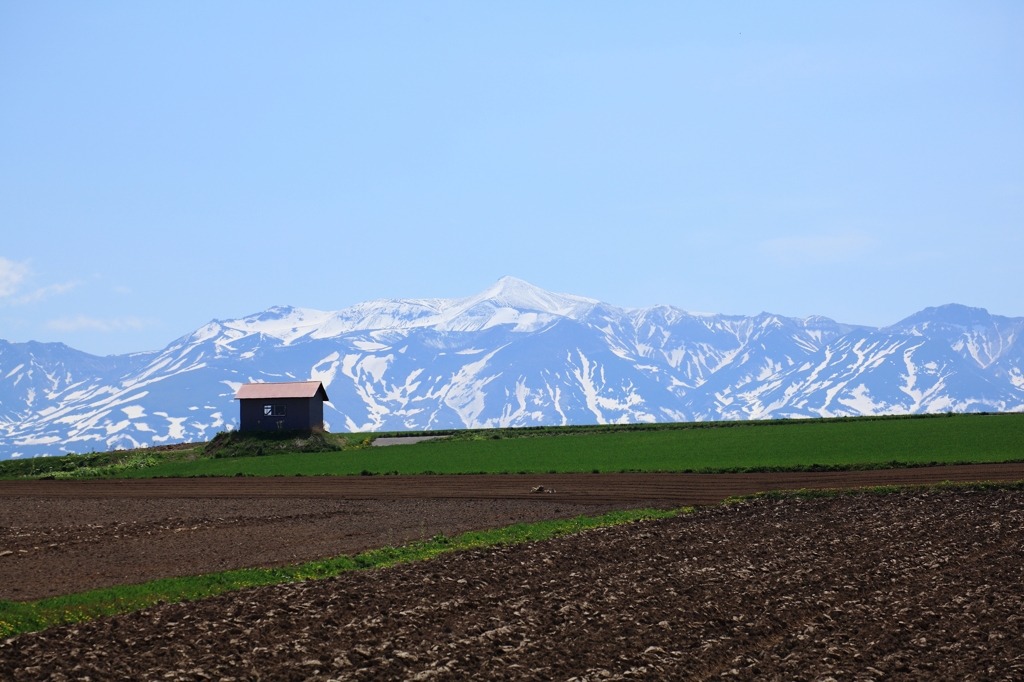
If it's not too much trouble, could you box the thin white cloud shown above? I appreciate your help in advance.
[761,234,875,265]
[0,256,80,305]
[46,316,154,333]
[13,281,81,305]
[0,257,30,297]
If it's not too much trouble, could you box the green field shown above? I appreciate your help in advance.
[2,413,1021,480]
[106,412,1024,478]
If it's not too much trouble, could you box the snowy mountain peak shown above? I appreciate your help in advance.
[469,276,598,316]
[883,304,1024,369]
[888,304,998,332]
[194,278,602,344]
[430,277,600,332]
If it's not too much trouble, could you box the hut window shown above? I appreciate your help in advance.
[264,404,286,417]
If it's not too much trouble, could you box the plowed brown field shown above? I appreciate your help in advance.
[3,488,1022,681]
[2,464,1023,602]
[0,499,635,601]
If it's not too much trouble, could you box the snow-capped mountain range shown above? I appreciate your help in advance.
[1,277,1022,459]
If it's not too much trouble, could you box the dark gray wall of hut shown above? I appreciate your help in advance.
[239,397,324,431]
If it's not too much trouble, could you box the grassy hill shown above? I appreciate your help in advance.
[2,412,1022,479]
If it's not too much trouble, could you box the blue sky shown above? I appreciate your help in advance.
[1,2,1021,356]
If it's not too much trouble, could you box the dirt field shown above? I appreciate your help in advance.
[0,499,635,601]
[3,488,1022,681]
[2,464,1023,602]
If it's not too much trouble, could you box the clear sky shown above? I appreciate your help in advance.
[1,2,1021,356]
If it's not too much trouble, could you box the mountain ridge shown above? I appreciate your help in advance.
[1,278,1022,458]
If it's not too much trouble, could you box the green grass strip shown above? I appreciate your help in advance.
[0,507,678,639]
